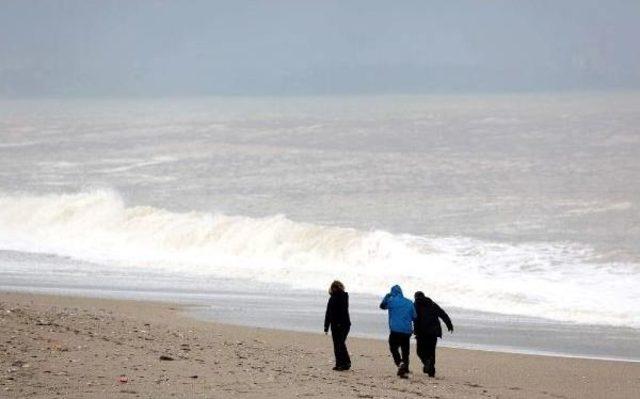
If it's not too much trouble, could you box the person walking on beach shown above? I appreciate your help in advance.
[324,280,352,371]
[413,291,453,377]
[380,285,416,378]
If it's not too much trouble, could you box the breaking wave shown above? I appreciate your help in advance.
[0,189,638,327]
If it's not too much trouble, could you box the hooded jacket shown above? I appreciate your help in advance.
[413,293,453,338]
[379,285,416,334]
[324,290,351,332]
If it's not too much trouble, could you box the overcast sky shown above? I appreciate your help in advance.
[1,0,639,96]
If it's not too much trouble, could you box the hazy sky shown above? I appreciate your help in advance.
[1,0,639,96]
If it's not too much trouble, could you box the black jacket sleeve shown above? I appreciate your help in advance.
[436,304,453,332]
[324,296,333,332]
[379,293,391,309]
[413,303,422,336]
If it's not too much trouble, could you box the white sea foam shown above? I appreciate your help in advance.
[0,189,638,328]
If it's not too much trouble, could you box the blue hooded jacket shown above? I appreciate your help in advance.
[379,285,416,334]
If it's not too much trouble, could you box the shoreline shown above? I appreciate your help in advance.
[1,291,639,398]
[4,282,640,363]
[191,308,640,365]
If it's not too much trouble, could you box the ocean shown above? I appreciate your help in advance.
[1,93,639,360]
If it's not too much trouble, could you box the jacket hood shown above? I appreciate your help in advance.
[415,296,433,306]
[414,291,432,305]
[390,285,403,296]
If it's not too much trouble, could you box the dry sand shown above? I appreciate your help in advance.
[1,292,638,399]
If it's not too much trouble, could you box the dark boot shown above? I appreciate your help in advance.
[397,362,409,378]
[428,361,435,377]
[421,355,435,376]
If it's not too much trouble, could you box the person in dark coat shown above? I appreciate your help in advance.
[413,291,453,377]
[380,285,416,378]
[324,280,351,371]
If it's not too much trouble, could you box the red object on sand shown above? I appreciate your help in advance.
[118,375,128,384]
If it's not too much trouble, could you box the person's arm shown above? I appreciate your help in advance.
[339,294,349,327]
[379,293,391,310]
[324,297,332,333]
[413,304,419,336]
[436,304,453,332]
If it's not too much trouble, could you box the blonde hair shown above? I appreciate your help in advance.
[329,280,345,295]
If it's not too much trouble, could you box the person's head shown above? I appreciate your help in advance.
[329,280,345,295]
[414,291,426,301]
[390,285,403,296]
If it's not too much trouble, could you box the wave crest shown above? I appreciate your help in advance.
[0,189,638,327]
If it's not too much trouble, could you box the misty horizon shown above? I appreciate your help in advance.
[1,0,639,97]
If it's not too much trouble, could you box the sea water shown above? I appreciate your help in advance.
[1,93,639,359]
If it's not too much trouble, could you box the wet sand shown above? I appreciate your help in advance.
[1,292,638,398]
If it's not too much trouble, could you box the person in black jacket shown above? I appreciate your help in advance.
[413,291,453,377]
[324,280,352,371]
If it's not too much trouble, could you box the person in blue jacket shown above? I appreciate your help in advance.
[379,285,416,378]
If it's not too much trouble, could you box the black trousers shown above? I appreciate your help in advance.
[416,335,438,373]
[388,331,411,368]
[331,325,351,367]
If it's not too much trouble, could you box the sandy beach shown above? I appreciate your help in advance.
[1,292,638,399]
[3,2,640,398]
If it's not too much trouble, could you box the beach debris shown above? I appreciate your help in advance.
[159,355,174,361]
[189,375,198,379]
[117,375,129,384]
